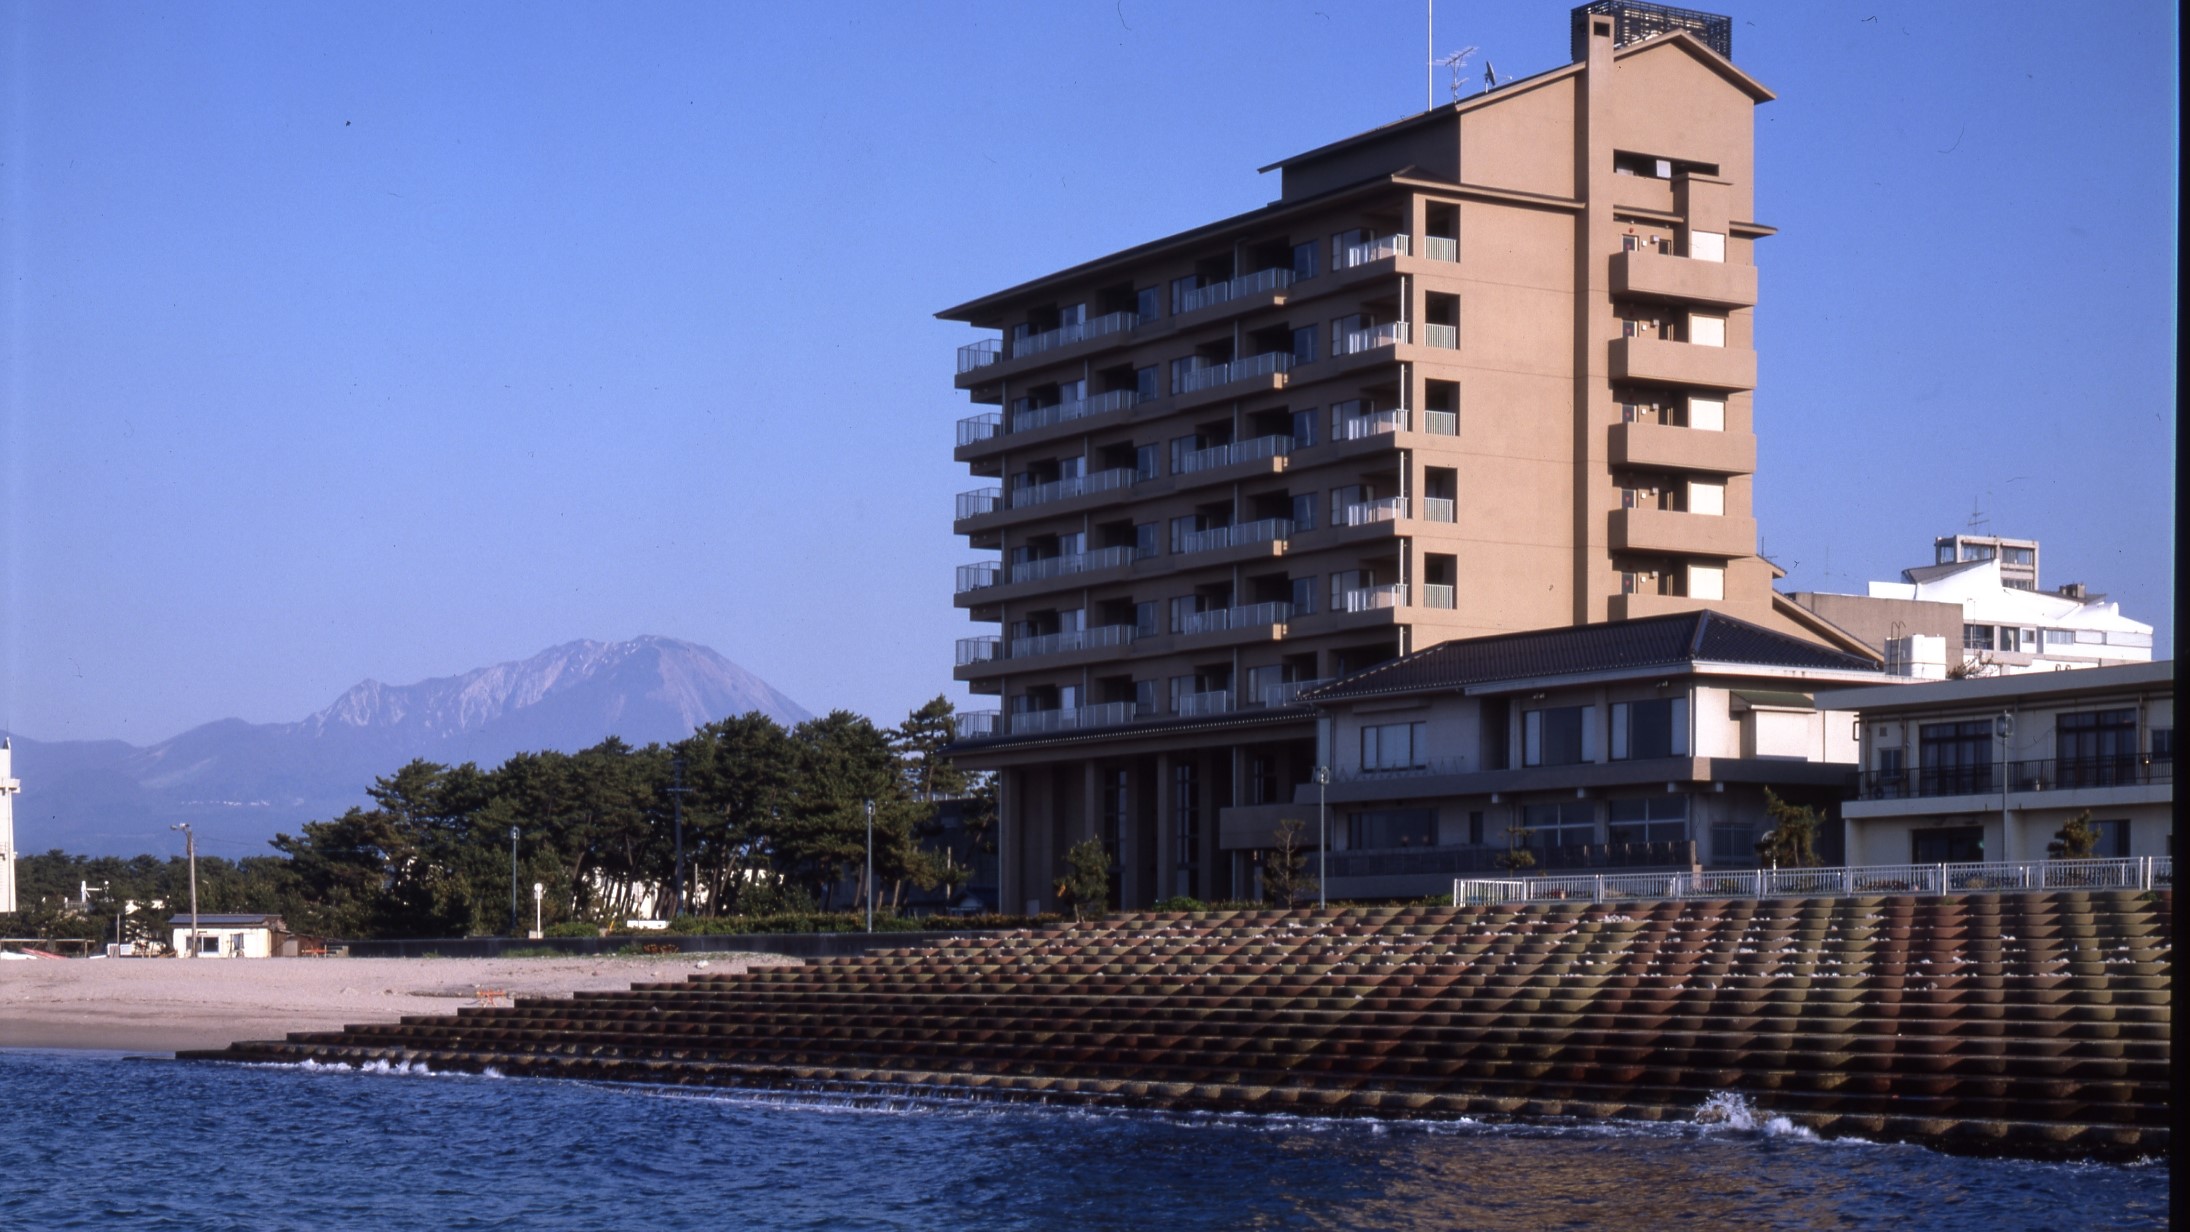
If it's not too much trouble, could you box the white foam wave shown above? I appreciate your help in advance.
[1692,1091,1818,1141]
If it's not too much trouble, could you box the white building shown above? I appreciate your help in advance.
[169,913,288,958]
[1817,661,2173,866]
[1,740,18,915]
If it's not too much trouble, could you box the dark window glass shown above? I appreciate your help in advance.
[1291,240,1318,280]
[1136,286,1160,321]
[1919,720,1994,794]
[1346,808,1435,850]
[2055,709,2138,786]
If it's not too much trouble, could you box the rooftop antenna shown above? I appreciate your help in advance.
[1436,46,1479,103]
[1483,60,1499,91]
[1965,495,1991,535]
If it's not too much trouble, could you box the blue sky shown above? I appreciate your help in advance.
[1,0,2177,744]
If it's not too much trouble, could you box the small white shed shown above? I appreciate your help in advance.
[168,913,287,958]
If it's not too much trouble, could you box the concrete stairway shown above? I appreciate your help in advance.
[182,889,2171,1160]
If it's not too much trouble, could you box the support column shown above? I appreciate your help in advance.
[1119,760,1143,909]
[1156,751,1177,902]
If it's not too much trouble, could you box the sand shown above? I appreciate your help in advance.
[0,953,798,1054]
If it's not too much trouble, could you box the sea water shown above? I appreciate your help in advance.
[0,1050,2166,1231]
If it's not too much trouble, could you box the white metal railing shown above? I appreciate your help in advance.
[1178,523,1236,555]
[956,413,1000,447]
[1008,545,1133,585]
[1175,268,1296,315]
[1454,856,2174,907]
[1014,310,1139,358]
[1179,601,1293,637]
[1422,409,1458,436]
[1337,234,1410,269]
[1259,678,1333,707]
[1421,497,1456,523]
[957,338,1003,374]
[1337,408,1405,440]
[1009,625,1134,659]
[1010,467,1134,509]
[1338,321,1408,355]
[1009,388,1138,434]
[1344,496,1407,526]
[1179,518,1292,554]
[1177,351,1294,394]
[1420,583,1456,609]
[955,636,999,666]
[1009,701,1134,735]
[1177,434,1292,474]
[1176,280,1233,315]
[1342,584,1407,613]
[957,710,1001,738]
[1178,689,1234,717]
[955,487,1001,520]
[1423,323,1459,349]
[1424,236,1458,262]
[955,562,1001,593]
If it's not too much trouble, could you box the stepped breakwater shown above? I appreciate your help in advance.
[181,889,2170,1161]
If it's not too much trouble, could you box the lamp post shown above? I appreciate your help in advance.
[1314,766,1331,909]
[508,825,520,936]
[863,798,875,933]
[531,881,545,940]
[170,823,198,958]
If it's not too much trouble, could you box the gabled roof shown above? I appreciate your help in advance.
[1306,611,1881,704]
[168,914,282,927]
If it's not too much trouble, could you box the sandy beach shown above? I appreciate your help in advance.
[0,953,797,1054]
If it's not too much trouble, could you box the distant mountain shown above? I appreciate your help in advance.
[3,637,810,857]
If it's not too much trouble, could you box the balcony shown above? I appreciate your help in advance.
[1176,434,1291,476]
[1421,497,1456,523]
[1424,236,1458,262]
[1179,517,1292,556]
[956,338,1002,375]
[1610,336,1757,392]
[1008,544,1134,586]
[1009,701,1134,736]
[1335,234,1409,269]
[1422,409,1457,435]
[1610,507,1756,558]
[955,636,1000,666]
[1181,601,1292,637]
[1611,249,1758,309]
[1422,323,1458,350]
[1343,496,1408,527]
[1008,388,1138,436]
[955,561,1001,594]
[1610,420,1756,476]
[955,487,1001,520]
[1009,624,1135,660]
[1335,321,1407,356]
[1175,351,1293,400]
[1340,583,1407,613]
[1420,583,1457,609]
[1174,267,1295,317]
[1177,689,1235,717]
[1258,678,1333,707]
[957,710,1002,739]
[1014,310,1139,360]
[1856,756,2173,803]
[1335,408,1406,441]
[955,413,1000,449]
[1326,840,1698,882]
[1010,467,1135,511]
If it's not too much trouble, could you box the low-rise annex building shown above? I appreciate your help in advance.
[1263,610,1885,901]
[1816,661,2173,865]
[169,913,289,958]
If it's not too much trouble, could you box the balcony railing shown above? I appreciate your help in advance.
[1420,583,1456,609]
[1009,467,1135,509]
[1424,236,1458,262]
[1259,678,1333,707]
[1176,434,1292,474]
[1179,517,1292,555]
[1336,408,1405,440]
[1009,625,1135,660]
[957,710,1001,739]
[957,338,1003,374]
[1331,840,1696,881]
[1343,496,1407,526]
[1342,583,1408,613]
[1008,701,1134,735]
[1013,310,1138,359]
[1422,323,1459,349]
[1177,351,1294,394]
[1180,601,1293,636]
[1178,689,1234,717]
[1007,544,1133,585]
[955,636,1000,666]
[1857,755,2173,801]
[955,487,1002,520]
[1337,234,1409,269]
[1008,388,1138,435]
[1337,321,1408,355]
[1457,856,2172,908]
[955,562,1000,593]
[1421,497,1456,523]
[956,413,1001,447]
[1174,267,1296,315]
[1422,409,1458,436]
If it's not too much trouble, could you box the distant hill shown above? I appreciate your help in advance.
[3,636,811,857]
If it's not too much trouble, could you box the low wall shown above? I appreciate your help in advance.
[338,930,987,960]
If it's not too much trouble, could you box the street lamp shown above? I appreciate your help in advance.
[531,881,545,940]
[1314,766,1331,909]
[863,798,875,933]
[508,825,520,936]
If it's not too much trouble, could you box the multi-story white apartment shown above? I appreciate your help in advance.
[1818,662,2173,865]
[940,4,1868,911]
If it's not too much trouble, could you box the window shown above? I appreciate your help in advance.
[1521,802,1595,850]
[1133,601,1157,638]
[1168,675,1192,713]
[1136,366,1159,402]
[1919,720,1994,795]
[1290,492,1317,532]
[1963,624,1995,652]
[1346,808,1435,850]
[1874,746,1907,798]
[1169,515,1196,555]
[1611,698,1688,760]
[1173,762,1200,886]
[1688,315,1726,347]
[1607,796,1687,845]
[1134,678,1158,716]
[1687,230,1725,262]
[2043,628,2076,646]
[1687,480,1725,517]
[1246,756,1276,806]
[1523,705,1593,766]
[1687,396,1725,431]
[2088,818,2131,859]
[1291,240,1318,280]
[1289,576,1317,617]
[2056,709,2138,786]
[1467,811,1485,845]
[1911,826,1984,863]
[1360,721,1428,771]
[1687,563,1724,601]
[2153,728,2175,763]
[1136,286,1161,321]
[1169,275,1199,316]
[1134,524,1160,560]
[1291,326,1317,365]
[1290,408,1319,449]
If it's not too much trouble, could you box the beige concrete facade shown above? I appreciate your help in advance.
[942,16,1838,911]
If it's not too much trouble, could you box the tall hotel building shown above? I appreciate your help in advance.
[941,4,1867,912]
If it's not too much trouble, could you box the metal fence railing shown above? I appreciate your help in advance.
[1454,855,2171,906]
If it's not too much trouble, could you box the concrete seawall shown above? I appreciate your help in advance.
[182,889,2170,1160]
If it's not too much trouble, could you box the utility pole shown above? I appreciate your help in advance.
[668,756,691,924]
[509,825,520,936]
[863,798,875,933]
[171,823,198,957]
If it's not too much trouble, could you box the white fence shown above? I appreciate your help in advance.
[1454,856,2172,907]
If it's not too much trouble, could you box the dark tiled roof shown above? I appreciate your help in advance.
[1307,611,1880,703]
[167,914,282,927]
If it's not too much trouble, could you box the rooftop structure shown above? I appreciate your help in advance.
[1933,532,2040,590]
[941,6,1861,911]
[1,740,17,915]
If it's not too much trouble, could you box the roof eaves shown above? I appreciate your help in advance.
[1258,62,1587,174]
[1612,29,1776,102]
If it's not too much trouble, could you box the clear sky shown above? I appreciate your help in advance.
[2,0,2177,745]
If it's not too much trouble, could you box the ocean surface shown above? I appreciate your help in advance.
[0,1050,2167,1231]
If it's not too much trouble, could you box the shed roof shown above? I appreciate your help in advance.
[168,914,283,927]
